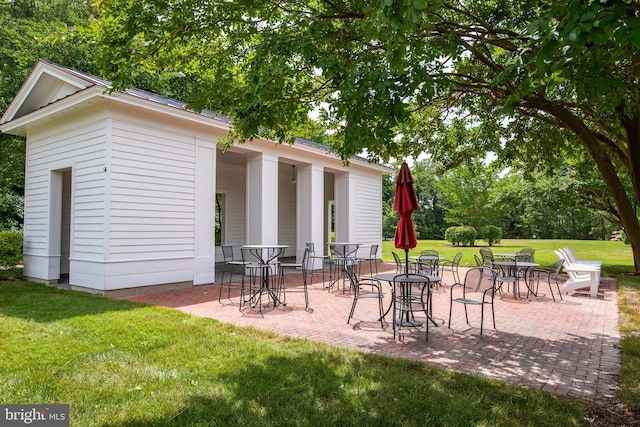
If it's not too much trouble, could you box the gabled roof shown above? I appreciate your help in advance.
[1,60,230,124]
[1,61,93,123]
[1,60,393,173]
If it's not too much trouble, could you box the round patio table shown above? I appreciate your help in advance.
[327,242,360,292]
[491,260,539,299]
[241,245,288,311]
[374,273,441,327]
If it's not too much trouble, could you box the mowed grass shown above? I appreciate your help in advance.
[381,238,633,275]
[0,280,587,426]
[1,239,638,425]
[618,275,640,407]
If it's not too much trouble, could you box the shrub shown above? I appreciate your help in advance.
[444,226,460,246]
[445,225,478,246]
[0,230,23,269]
[479,225,503,246]
[457,226,477,246]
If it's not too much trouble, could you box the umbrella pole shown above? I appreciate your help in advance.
[405,249,409,274]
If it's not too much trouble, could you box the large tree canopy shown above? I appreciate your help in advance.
[94,0,640,270]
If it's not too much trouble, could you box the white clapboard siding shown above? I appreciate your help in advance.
[109,119,196,261]
[354,171,383,256]
[24,119,107,263]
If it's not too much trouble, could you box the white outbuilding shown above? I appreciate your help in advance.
[0,60,391,295]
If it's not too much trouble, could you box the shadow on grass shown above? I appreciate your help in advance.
[98,349,586,427]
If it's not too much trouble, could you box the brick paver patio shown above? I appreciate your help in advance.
[125,263,620,402]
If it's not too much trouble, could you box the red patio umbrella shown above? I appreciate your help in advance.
[393,162,419,273]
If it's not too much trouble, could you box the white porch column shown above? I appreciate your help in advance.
[246,153,279,244]
[334,171,357,243]
[193,139,216,285]
[297,164,325,264]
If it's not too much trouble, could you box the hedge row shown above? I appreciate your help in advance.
[445,225,502,247]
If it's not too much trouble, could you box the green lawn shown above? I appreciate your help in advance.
[0,239,638,425]
[382,239,634,275]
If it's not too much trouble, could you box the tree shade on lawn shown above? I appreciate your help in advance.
[393,162,419,273]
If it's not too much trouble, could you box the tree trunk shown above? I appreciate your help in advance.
[542,103,640,272]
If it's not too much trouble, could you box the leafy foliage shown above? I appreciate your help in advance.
[478,225,503,246]
[0,189,23,231]
[444,225,477,247]
[0,230,22,268]
[92,0,640,268]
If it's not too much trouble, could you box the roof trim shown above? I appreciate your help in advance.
[1,60,93,124]
[1,60,394,173]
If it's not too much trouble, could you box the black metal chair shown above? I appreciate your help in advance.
[345,264,385,328]
[391,273,433,341]
[516,247,536,262]
[414,254,439,276]
[449,267,498,335]
[439,252,463,284]
[279,248,310,310]
[412,249,439,277]
[494,257,519,298]
[306,242,329,287]
[392,251,408,273]
[357,244,379,276]
[474,254,495,291]
[479,247,494,265]
[532,259,564,302]
[218,245,247,302]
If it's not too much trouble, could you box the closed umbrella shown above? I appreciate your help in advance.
[393,162,419,273]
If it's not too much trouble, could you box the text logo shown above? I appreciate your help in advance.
[1,405,69,426]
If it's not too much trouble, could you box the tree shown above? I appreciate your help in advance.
[0,0,98,229]
[437,160,499,230]
[493,169,611,239]
[409,159,447,239]
[381,174,397,239]
[89,0,640,271]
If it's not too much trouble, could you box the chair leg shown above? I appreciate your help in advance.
[277,269,286,306]
[218,264,229,302]
[218,267,226,302]
[392,296,397,339]
[301,269,309,310]
[347,292,358,324]
[547,281,556,302]
[490,300,496,329]
[555,281,563,301]
[238,276,245,312]
[424,295,429,341]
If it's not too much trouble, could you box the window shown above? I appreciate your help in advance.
[328,200,335,242]
[215,193,225,246]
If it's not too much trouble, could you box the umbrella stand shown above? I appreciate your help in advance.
[405,248,410,274]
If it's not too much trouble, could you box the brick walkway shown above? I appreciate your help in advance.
[125,263,620,402]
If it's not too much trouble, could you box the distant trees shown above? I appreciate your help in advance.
[0,0,100,230]
[383,158,616,243]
